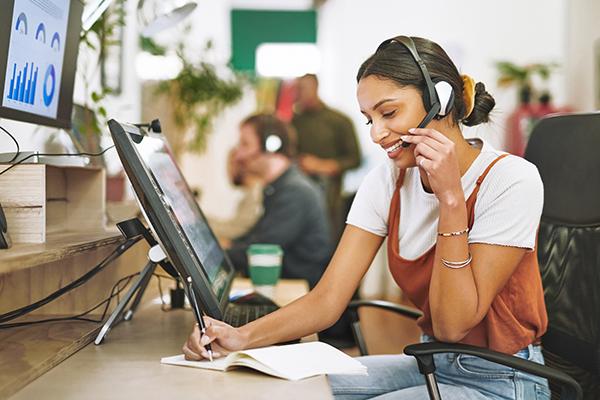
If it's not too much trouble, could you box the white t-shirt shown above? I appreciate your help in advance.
[347,141,544,260]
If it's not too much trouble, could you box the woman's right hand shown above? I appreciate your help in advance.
[182,317,249,360]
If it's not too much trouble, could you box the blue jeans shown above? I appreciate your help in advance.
[329,338,550,400]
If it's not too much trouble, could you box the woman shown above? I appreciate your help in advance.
[182,36,549,400]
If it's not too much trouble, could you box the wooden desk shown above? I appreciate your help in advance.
[10,279,333,400]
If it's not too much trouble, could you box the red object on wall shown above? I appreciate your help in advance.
[506,101,572,156]
[275,80,297,123]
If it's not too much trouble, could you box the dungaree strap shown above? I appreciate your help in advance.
[476,154,510,186]
[395,169,406,189]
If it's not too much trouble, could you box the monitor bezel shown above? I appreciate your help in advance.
[108,119,235,319]
[0,0,83,129]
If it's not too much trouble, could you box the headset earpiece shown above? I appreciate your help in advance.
[379,36,455,122]
[264,134,283,153]
[434,81,454,117]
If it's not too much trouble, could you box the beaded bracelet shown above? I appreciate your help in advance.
[438,227,469,237]
[441,253,473,269]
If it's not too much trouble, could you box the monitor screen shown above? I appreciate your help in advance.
[137,137,227,286]
[0,0,83,129]
[108,120,235,318]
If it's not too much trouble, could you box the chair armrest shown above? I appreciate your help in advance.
[404,342,582,400]
[348,299,423,320]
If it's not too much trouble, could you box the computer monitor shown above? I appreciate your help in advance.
[107,119,236,318]
[0,0,84,129]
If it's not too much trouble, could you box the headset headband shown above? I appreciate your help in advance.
[376,36,439,109]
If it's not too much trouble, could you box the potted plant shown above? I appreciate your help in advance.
[141,35,246,156]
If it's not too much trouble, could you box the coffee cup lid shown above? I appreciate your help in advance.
[247,243,283,255]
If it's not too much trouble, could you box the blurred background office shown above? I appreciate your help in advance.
[1,0,600,300]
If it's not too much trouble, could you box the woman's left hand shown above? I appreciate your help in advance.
[401,128,463,206]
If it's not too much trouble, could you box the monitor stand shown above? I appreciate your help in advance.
[94,218,177,345]
[94,244,167,345]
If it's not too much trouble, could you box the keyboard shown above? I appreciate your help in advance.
[223,303,278,327]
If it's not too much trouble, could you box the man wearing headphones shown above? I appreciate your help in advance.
[225,113,332,290]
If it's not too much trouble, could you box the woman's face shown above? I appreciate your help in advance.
[357,75,427,169]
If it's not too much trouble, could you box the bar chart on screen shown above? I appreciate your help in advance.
[6,62,39,106]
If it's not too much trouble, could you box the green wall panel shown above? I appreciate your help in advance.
[231,9,317,73]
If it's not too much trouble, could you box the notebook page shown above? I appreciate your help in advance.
[226,354,286,379]
[240,342,367,381]
[160,354,229,371]
[161,353,286,378]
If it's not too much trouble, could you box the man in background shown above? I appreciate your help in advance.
[225,113,331,290]
[225,113,355,347]
[206,149,264,242]
[291,74,361,244]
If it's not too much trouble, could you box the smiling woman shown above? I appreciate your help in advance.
[332,35,548,400]
[182,35,549,400]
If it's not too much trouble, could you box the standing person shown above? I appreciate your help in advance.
[292,74,361,243]
[225,113,332,290]
[183,36,549,400]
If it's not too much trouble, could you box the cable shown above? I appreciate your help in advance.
[0,145,115,177]
[0,125,20,164]
[155,273,169,311]
[154,273,178,312]
[0,235,141,324]
[0,273,139,329]
[0,235,139,323]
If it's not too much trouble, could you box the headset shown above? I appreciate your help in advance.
[376,36,454,147]
[264,134,283,153]
[256,115,289,156]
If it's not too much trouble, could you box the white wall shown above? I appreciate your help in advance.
[565,0,600,111]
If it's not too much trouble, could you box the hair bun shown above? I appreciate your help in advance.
[462,82,495,127]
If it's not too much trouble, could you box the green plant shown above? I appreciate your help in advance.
[143,36,245,152]
[495,61,558,103]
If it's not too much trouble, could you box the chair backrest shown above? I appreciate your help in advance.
[524,112,600,399]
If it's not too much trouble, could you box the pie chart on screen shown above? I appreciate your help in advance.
[42,64,56,107]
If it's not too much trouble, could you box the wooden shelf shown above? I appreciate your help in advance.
[0,230,123,274]
[0,239,151,398]
[0,317,102,399]
[0,164,106,244]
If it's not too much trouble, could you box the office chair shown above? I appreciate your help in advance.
[348,113,600,400]
[524,112,600,400]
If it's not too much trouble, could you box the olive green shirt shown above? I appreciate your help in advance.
[291,106,361,173]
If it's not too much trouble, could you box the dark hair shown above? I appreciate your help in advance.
[240,113,296,158]
[357,36,495,127]
[299,73,319,86]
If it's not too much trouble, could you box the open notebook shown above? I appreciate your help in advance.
[161,341,368,381]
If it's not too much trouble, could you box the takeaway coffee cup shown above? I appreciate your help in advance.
[247,244,283,298]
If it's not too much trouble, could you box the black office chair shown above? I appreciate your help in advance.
[348,113,600,400]
[524,113,600,400]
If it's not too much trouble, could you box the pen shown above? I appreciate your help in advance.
[187,276,213,362]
